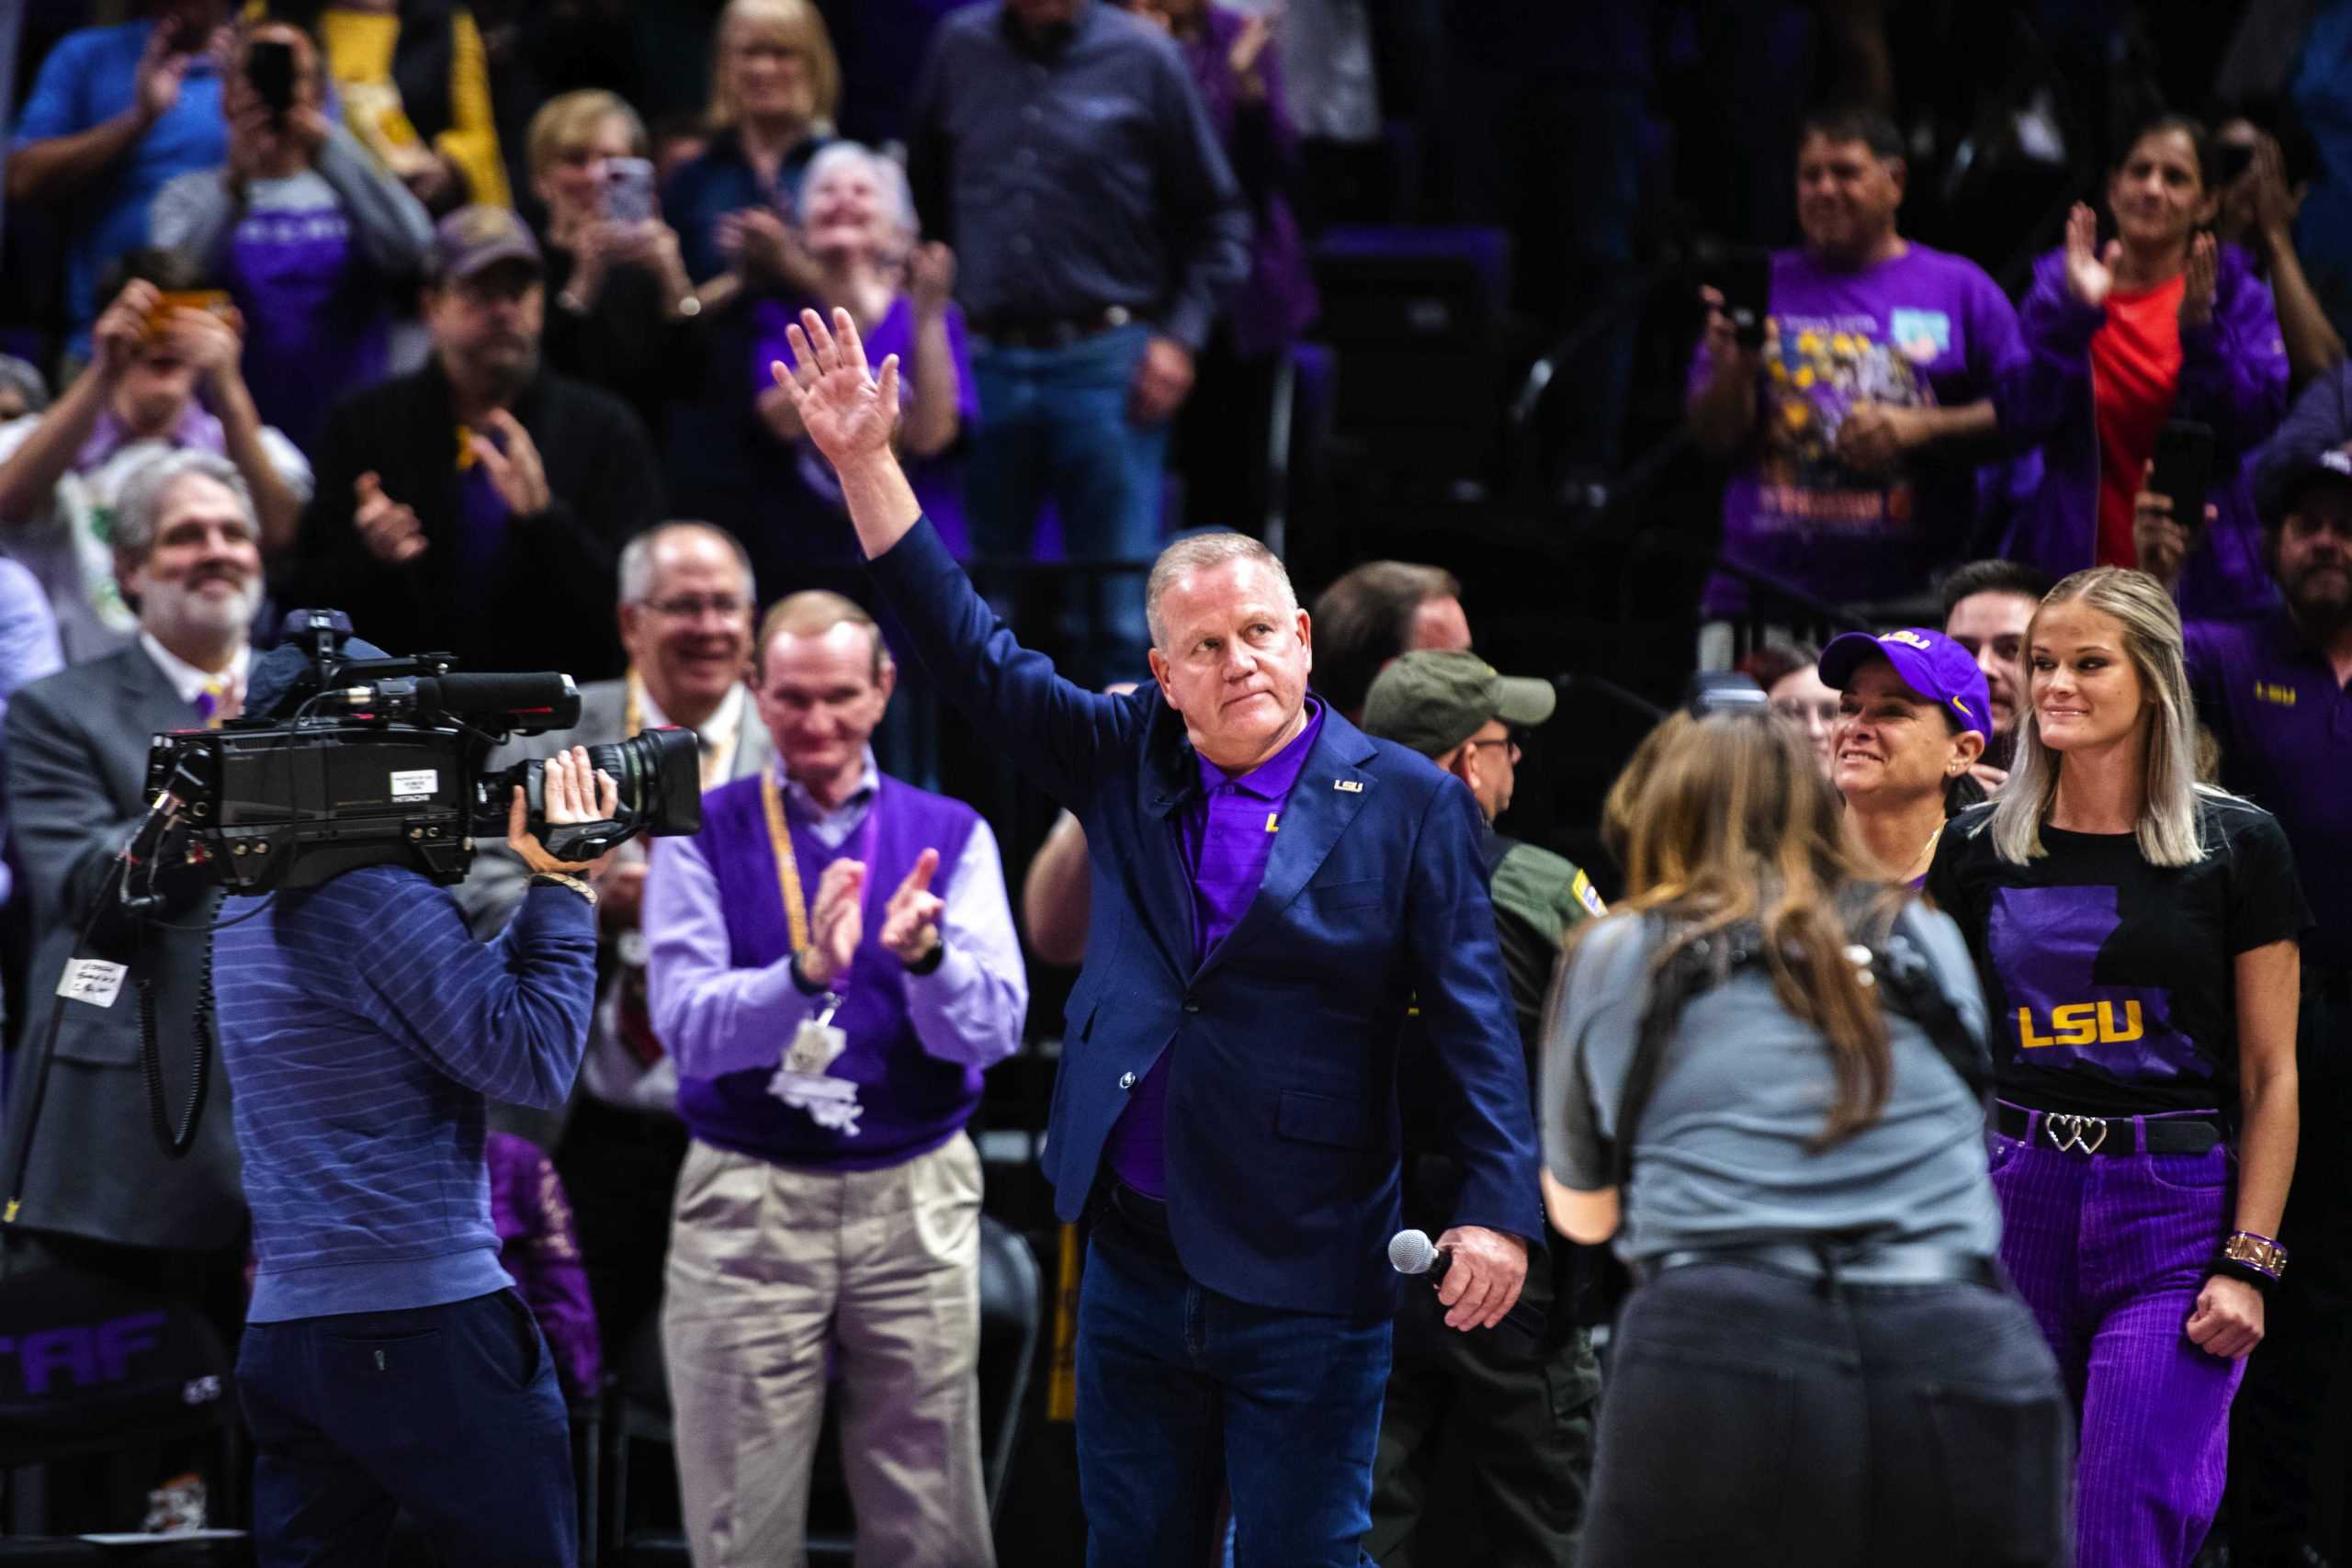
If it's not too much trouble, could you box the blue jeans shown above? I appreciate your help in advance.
[967,323,1167,685]
[237,1289,576,1568]
[1076,1215,1392,1568]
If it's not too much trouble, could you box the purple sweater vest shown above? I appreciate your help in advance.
[681,773,987,1170]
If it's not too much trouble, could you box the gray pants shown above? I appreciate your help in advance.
[662,1134,993,1568]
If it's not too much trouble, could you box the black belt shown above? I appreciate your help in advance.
[1994,1100,2224,1156]
[1637,1242,2001,1291]
[970,305,1134,349]
[1090,1178,1181,1262]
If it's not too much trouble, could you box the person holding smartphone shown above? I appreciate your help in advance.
[2147,450,2352,1562]
[1994,114,2290,621]
[150,19,435,456]
[1684,105,2024,666]
[526,90,705,447]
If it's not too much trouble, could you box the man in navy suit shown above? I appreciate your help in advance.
[773,307,1539,1566]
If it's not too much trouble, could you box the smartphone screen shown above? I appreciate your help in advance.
[247,39,297,120]
[1719,248,1772,350]
[2150,420,2216,534]
[605,158,657,225]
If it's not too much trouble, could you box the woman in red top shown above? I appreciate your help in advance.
[1996,116,2289,619]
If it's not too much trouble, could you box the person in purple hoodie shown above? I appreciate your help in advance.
[1123,0,1317,536]
[1995,114,2290,623]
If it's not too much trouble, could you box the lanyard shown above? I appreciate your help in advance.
[759,770,881,956]
[761,769,815,953]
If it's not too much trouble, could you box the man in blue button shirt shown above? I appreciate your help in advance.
[906,0,1249,684]
[7,2,232,362]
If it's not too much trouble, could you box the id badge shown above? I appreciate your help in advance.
[782,1017,847,1077]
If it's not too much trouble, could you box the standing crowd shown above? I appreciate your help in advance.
[1,2,2350,1567]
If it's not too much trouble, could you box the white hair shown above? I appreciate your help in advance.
[111,449,257,565]
[617,522,755,606]
[1144,532,1299,649]
[797,141,919,247]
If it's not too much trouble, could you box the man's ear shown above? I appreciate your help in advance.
[1147,648,1179,708]
[875,654,898,706]
[1296,607,1313,672]
[1441,741,1479,792]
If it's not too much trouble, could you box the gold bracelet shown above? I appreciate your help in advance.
[2222,1230,2289,1280]
[530,872,597,907]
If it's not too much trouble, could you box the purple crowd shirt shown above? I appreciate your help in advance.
[486,1131,602,1402]
[752,295,979,555]
[1691,243,2023,616]
[2187,611,2352,971]
[1104,698,1327,1197]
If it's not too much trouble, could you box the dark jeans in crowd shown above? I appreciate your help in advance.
[1366,1255,1600,1565]
[1075,1191,1392,1568]
[1582,1260,2073,1567]
[2223,975,2352,1564]
[967,322,1168,688]
[237,1289,575,1568]
[551,1093,691,1369]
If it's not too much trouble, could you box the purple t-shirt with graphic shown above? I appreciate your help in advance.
[1104,699,1328,1199]
[752,295,978,554]
[1925,796,2306,1116]
[1691,243,2023,616]
[230,192,391,456]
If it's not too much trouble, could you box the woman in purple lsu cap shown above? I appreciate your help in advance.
[1926,566,2304,1568]
[1820,626,1990,886]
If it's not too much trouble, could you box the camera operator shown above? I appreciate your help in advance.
[210,745,616,1567]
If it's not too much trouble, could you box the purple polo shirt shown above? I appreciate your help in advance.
[2186,612,2352,972]
[1103,698,1327,1198]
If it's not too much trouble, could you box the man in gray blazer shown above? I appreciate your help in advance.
[3,449,260,1292]
[460,519,768,1359]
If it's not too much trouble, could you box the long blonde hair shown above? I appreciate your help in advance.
[1584,713,1904,1148]
[706,0,842,134]
[1983,566,2212,866]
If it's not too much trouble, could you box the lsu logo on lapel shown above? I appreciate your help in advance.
[2253,681,2298,707]
[2017,1001,2143,1048]
[1333,779,1363,793]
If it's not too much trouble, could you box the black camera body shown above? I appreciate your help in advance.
[142,610,703,895]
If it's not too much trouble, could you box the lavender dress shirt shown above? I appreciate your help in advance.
[643,750,1028,1083]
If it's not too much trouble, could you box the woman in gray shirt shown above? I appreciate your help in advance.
[1543,712,2070,1567]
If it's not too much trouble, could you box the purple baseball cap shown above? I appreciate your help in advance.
[1818,626,1993,738]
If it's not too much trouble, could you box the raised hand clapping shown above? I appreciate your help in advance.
[2063,203,2120,309]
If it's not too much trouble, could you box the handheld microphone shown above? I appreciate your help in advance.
[1389,1228,1547,1350]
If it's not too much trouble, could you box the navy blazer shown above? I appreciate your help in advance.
[871,522,1542,1316]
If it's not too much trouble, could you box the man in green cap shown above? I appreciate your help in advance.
[1359,648,1605,1565]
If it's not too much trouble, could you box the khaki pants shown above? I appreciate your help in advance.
[663,1134,993,1568]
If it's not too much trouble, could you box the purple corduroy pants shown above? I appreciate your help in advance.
[1991,1105,2248,1568]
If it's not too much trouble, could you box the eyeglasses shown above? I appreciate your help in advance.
[645,593,750,620]
[1466,736,1522,762]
